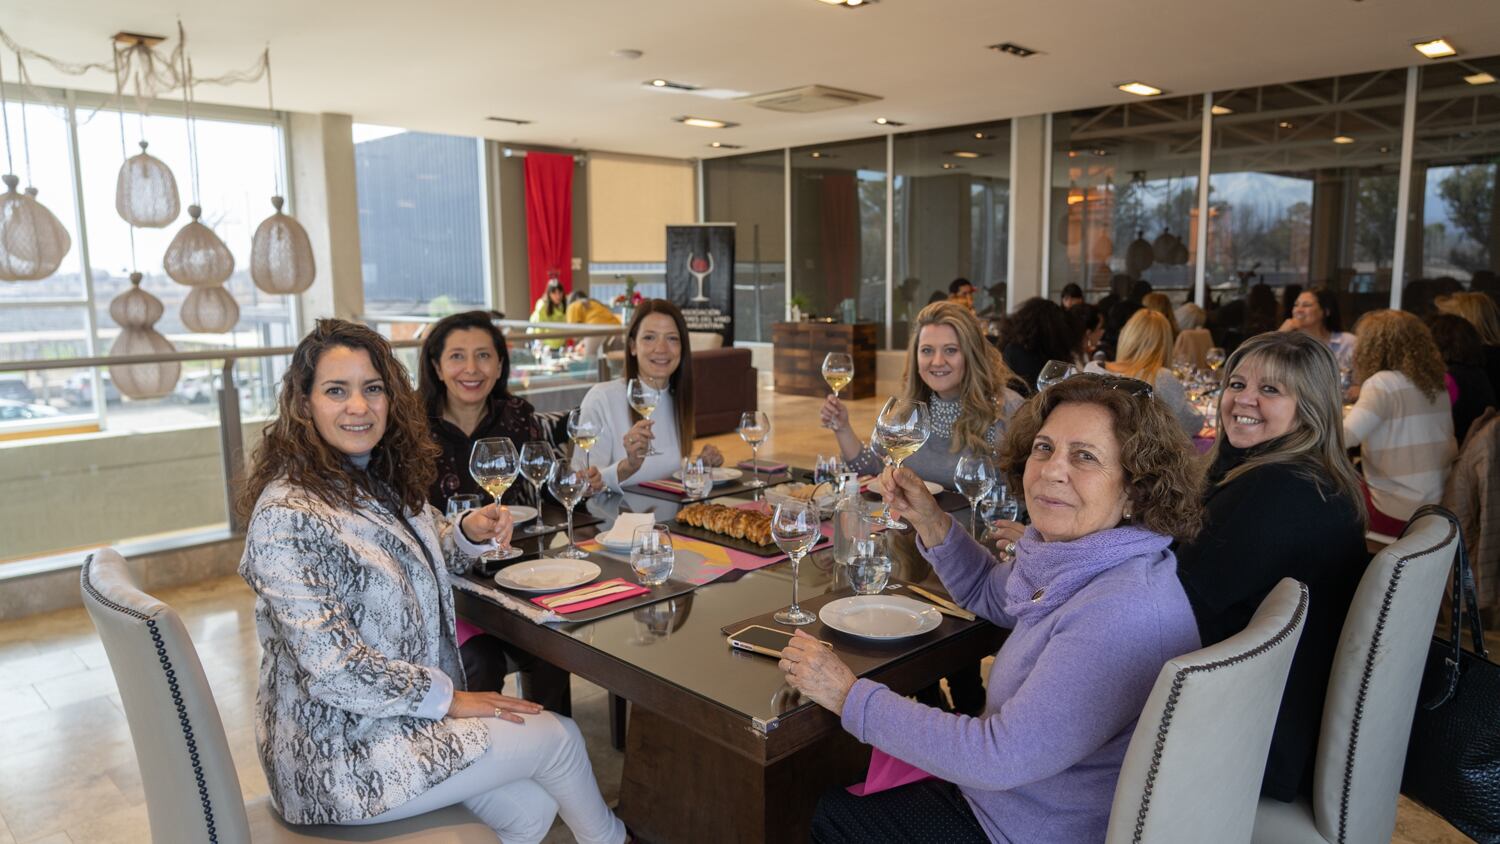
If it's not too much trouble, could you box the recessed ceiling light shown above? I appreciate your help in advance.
[1067,150,1079,158]
[988,42,1040,58]
[1067,192,1085,205]
[1117,81,1164,97]
[1092,148,1109,157]
[1211,104,1234,116]
[675,116,737,129]
[941,163,959,170]
[1333,135,1356,144]
[612,48,644,60]
[1465,71,1497,85]
[486,116,532,125]
[817,0,876,6]
[709,142,743,149]
[949,150,984,159]
[1278,121,1294,129]
[646,79,698,91]
[873,117,905,126]
[1378,144,1391,153]
[973,132,987,140]
[1413,38,1457,59]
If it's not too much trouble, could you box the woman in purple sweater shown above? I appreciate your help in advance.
[782,374,1205,843]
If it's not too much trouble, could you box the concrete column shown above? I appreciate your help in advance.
[1009,114,1049,309]
[289,112,364,329]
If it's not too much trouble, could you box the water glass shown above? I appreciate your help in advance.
[680,457,712,500]
[630,525,675,586]
[446,494,481,520]
[849,548,892,595]
[832,500,875,565]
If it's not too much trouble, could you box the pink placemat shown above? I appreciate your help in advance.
[581,521,833,586]
[529,578,649,614]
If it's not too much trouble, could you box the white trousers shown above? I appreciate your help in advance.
[346,713,626,844]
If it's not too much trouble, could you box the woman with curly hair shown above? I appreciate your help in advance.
[1175,331,1368,801]
[788,374,1203,844]
[238,319,626,841]
[1000,297,1077,392]
[822,300,1026,489]
[1085,309,1203,435]
[1345,309,1457,534]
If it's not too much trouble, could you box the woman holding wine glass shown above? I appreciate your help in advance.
[237,320,625,842]
[821,301,1025,490]
[573,299,723,490]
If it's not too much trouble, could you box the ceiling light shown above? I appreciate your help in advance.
[973,132,987,140]
[1067,193,1085,205]
[1333,135,1355,144]
[675,116,737,129]
[1092,148,1109,157]
[1465,71,1497,85]
[651,79,667,87]
[1412,38,1457,59]
[1067,150,1079,158]
[1278,121,1294,129]
[1117,81,1164,97]
[486,116,532,125]
[950,150,983,159]
[817,0,876,6]
[873,117,905,126]
[989,42,1039,58]
[1378,145,1391,153]
[941,163,959,170]
[1211,104,1234,116]
[710,142,743,149]
[612,48,644,60]
[646,79,698,91]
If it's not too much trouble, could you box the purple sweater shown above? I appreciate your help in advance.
[841,520,1200,843]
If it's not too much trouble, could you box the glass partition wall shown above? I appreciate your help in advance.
[790,137,889,333]
[703,150,786,342]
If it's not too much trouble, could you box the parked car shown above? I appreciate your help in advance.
[0,375,35,403]
[62,372,123,406]
[0,399,62,421]
[172,371,253,404]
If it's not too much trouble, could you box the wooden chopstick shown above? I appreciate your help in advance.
[904,584,976,621]
[538,581,633,607]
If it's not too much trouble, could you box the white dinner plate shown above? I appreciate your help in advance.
[865,478,944,498]
[818,595,943,640]
[494,558,601,593]
[671,467,743,485]
[505,505,538,526]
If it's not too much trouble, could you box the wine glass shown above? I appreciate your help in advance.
[626,378,663,457]
[519,441,556,535]
[771,500,820,625]
[978,483,1021,540]
[1036,360,1077,392]
[871,398,930,530]
[547,466,590,559]
[821,352,854,429]
[738,411,770,490]
[567,408,600,468]
[630,525,675,586]
[469,438,521,562]
[680,456,712,500]
[1205,347,1227,373]
[954,453,998,539]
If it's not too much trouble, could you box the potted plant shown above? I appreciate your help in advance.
[612,275,642,324]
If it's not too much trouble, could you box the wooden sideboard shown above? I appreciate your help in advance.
[771,322,878,399]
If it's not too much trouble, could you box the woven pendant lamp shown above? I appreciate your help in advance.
[250,196,315,294]
[180,283,239,333]
[0,175,72,281]
[108,272,181,399]
[164,204,234,287]
[115,140,180,228]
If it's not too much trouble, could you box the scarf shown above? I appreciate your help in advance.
[1004,524,1174,621]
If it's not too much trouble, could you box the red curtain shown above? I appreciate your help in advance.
[820,172,858,305]
[524,152,574,303]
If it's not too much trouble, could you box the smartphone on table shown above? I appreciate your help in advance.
[726,624,830,658]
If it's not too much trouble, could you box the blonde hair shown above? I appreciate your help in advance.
[903,301,1017,454]
[1115,309,1173,381]
[1353,309,1447,401]
[1209,332,1366,526]
[1436,292,1500,345]
[1175,302,1206,330]
[1142,292,1180,337]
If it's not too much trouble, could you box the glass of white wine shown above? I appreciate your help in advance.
[954,453,998,539]
[738,411,770,489]
[871,398,930,530]
[469,437,521,562]
[519,441,556,534]
[821,352,854,429]
[771,500,820,625]
[547,466,590,559]
[1205,347,1226,373]
[626,378,662,457]
[567,408,599,467]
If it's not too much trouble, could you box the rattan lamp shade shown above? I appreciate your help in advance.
[0,176,72,281]
[250,196,315,294]
[115,141,181,228]
[164,205,234,287]
[180,284,239,333]
[107,272,180,399]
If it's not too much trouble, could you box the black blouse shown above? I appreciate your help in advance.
[1174,440,1370,802]
[427,394,548,511]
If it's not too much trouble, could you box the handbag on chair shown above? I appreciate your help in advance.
[1401,504,1500,844]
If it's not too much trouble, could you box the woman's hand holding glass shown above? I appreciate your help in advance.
[779,630,856,714]
[878,466,949,548]
[819,394,850,432]
[457,503,515,547]
[619,418,656,474]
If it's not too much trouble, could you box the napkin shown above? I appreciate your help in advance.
[737,458,788,473]
[451,577,561,624]
[600,511,655,545]
[638,478,687,494]
[531,578,650,613]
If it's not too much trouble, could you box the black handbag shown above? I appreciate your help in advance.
[1401,504,1500,844]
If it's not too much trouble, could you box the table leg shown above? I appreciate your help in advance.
[609,692,628,751]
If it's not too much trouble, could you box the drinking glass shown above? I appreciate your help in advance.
[738,411,771,490]
[630,525,675,586]
[978,484,1021,539]
[821,352,854,429]
[626,378,662,456]
[1205,347,1227,373]
[870,398,930,530]
[814,454,845,486]
[771,500,821,625]
[680,457,712,500]
[469,438,520,562]
[849,548,892,595]
[518,441,557,534]
[567,408,600,468]
[446,494,481,520]
[954,453,998,538]
[1036,359,1077,392]
[547,466,590,559]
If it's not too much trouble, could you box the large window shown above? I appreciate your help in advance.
[791,137,888,343]
[703,151,785,342]
[355,126,487,318]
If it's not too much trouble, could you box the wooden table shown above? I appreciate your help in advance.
[771,321,878,399]
[455,493,1004,843]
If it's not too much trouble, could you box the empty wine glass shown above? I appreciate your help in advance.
[870,398,930,530]
[738,411,770,490]
[954,453,998,538]
[821,352,854,429]
[978,483,1021,539]
[567,408,600,468]
[469,438,520,562]
[771,500,820,625]
[814,454,845,486]
[547,466,590,559]
[680,456,712,500]
[519,441,556,534]
[626,378,662,456]
[1036,360,1077,392]
[630,525,675,586]
[1205,347,1227,373]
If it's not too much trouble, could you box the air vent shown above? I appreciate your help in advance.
[740,85,881,113]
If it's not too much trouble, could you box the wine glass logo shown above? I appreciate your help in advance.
[687,252,713,303]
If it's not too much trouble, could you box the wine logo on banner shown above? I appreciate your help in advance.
[666,224,735,345]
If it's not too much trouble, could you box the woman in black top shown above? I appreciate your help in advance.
[1001,297,1076,392]
[1425,312,1499,442]
[1174,331,1370,802]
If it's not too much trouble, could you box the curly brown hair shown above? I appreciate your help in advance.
[1000,374,1205,540]
[237,319,439,519]
[1353,309,1447,401]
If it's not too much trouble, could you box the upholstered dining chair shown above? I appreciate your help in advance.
[1106,578,1310,844]
[80,547,498,843]
[1250,509,1459,844]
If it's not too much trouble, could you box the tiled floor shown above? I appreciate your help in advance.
[0,389,1474,842]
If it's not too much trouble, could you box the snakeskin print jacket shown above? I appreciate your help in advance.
[239,478,490,825]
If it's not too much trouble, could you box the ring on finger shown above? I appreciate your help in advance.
[1004,541,1017,557]
[494,707,502,719]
